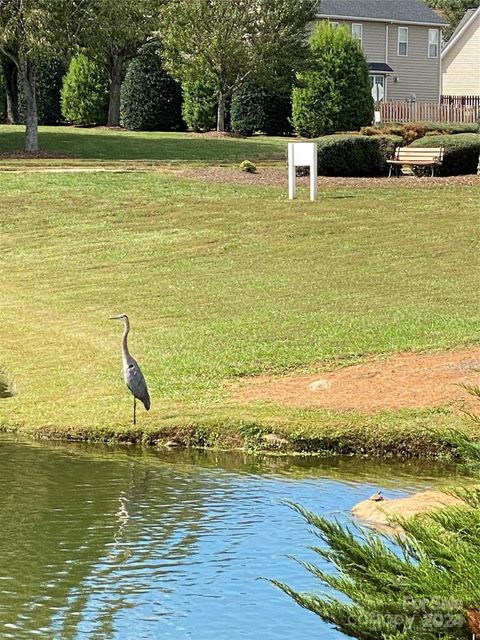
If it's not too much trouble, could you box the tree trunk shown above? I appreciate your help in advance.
[21,59,39,152]
[107,54,124,127]
[1,59,20,124]
[217,93,226,132]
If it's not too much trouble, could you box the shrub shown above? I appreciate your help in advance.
[315,134,401,177]
[120,43,184,132]
[182,80,217,132]
[61,53,108,126]
[230,80,292,136]
[410,133,480,175]
[362,122,479,144]
[292,22,373,137]
[36,57,67,125]
[275,390,480,640]
[239,160,256,173]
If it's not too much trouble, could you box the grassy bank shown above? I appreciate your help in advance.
[0,125,287,165]
[0,132,479,455]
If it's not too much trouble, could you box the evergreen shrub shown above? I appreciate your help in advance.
[292,22,373,137]
[61,54,109,126]
[36,57,67,125]
[410,133,480,175]
[230,80,292,136]
[182,81,217,132]
[120,43,184,131]
[316,134,401,177]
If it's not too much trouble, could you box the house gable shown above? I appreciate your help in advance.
[442,7,480,94]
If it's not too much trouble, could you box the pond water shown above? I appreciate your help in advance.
[0,435,467,640]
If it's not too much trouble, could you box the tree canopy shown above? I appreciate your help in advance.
[159,0,318,131]
[79,0,163,126]
[0,0,91,150]
[426,0,480,39]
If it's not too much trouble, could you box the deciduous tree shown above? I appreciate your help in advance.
[80,0,163,127]
[0,0,91,150]
[160,0,317,132]
[426,0,480,39]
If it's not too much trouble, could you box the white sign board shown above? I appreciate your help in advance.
[374,110,381,124]
[288,142,318,201]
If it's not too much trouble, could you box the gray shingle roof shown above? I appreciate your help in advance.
[317,0,447,25]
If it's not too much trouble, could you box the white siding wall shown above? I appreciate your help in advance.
[442,15,480,94]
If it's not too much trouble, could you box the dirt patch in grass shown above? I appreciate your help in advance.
[178,165,480,188]
[234,348,480,414]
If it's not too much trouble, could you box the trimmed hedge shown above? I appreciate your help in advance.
[120,44,184,131]
[230,80,292,136]
[410,133,480,175]
[315,134,401,177]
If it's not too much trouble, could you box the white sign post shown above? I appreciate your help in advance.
[288,142,318,201]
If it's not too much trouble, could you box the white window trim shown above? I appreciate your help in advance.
[398,26,408,56]
[428,28,439,58]
[330,20,339,28]
[352,23,363,45]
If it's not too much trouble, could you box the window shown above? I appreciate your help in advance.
[352,23,363,45]
[428,29,439,57]
[398,26,408,56]
[330,21,339,28]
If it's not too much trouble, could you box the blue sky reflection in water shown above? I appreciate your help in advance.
[0,436,467,640]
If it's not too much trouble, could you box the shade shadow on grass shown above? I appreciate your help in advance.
[0,126,287,163]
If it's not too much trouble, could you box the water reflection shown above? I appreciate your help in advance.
[0,436,469,640]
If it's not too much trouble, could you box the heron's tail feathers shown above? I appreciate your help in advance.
[142,394,151,411]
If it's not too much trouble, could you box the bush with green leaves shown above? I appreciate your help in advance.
[120,44,184,132]
[275,388,480,640]
[239,160,256,173]
[315,134,401,177]
[410,133,480,175]
[363,121,479,139]
[36,57,67,125]
[230,80,292,136]
[182,80,217,132]
[61,53,109,126]
[292,22,373,137]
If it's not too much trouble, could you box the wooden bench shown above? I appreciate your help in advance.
[387,146,444,177]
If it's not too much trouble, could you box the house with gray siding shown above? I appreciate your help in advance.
[316,0,447,102]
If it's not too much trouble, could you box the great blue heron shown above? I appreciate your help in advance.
[109,314,150,425]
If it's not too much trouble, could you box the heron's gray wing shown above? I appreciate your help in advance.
[126,360,151,410]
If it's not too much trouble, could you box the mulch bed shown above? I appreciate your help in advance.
[177,166,480,188]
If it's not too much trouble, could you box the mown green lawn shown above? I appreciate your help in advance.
[0,160,478,454]
[0,125,287,164]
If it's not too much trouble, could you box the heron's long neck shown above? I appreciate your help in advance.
[121,320,131,361]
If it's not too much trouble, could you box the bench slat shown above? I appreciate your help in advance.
[387,145,444,176]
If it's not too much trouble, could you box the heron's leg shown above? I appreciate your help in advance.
[133,397,136,426]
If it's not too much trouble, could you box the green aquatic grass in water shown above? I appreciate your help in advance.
[0,169,478,451]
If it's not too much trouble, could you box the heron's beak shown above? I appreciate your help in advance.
[109,316,122,320]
